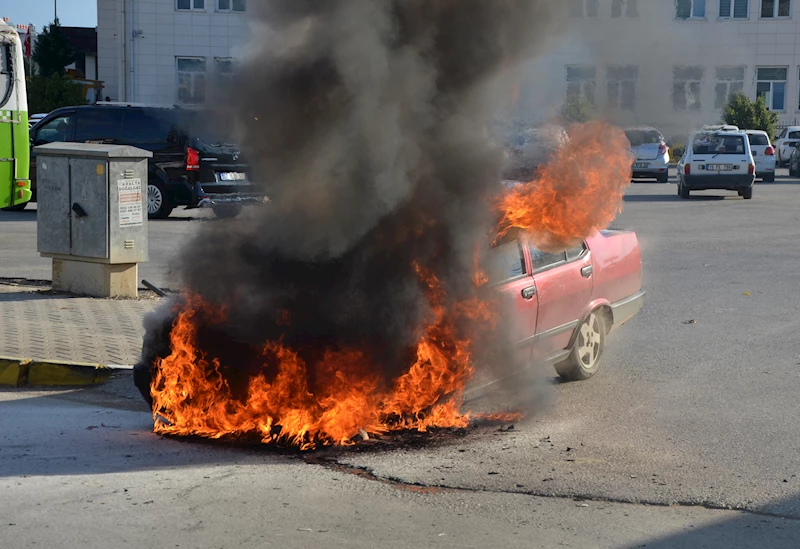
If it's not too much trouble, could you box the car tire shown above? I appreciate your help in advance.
[679,180,690,199]
[657,172,669,183]
[212,204,243,219]
[741,187,753,200]
[2,202,28,212]
[147,181,173,219]
[763,173,775,182]
[555,311,607,382]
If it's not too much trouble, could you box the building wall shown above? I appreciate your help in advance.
[97,0,248,105]
[515,0,800,139]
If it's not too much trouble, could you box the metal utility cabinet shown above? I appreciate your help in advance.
[35,143,152,298]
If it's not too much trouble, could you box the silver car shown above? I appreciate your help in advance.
[624,127,670,183]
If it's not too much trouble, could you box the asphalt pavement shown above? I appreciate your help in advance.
[2,171,800,547]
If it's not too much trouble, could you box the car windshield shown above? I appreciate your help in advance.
[747,134,769,146]
[625,130,662,146]
[691,133,745,155]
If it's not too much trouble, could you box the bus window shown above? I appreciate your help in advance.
[33,114,76,146]
[0,45,11,108]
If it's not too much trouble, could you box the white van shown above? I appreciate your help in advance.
[676,129,756,200]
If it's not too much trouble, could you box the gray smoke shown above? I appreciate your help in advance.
[139,1,567,409]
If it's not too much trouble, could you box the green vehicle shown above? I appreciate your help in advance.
[0,20,31,211]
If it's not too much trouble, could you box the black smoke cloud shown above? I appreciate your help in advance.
[137,1,566,404]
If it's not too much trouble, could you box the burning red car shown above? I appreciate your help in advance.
[488,228,644,381]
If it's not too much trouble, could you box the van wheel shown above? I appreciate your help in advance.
[679,180,690,199]
[741,187,753,200]
[147,181,173,219]
[555,311,607,382]
[212,204,243,218]
[763,173,775,182]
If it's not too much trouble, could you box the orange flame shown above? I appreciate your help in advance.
[151,263,495,449]
[497,121,633,252]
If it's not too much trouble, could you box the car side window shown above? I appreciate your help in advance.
[488,236,527,284]
[74,109,125,143]
[123,110,177,145]
[32,114,75,145]
[566,242,587,261]
[530,245,567,273]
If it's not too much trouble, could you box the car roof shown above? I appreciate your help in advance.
[745,130,768,135]
[623,126,662,132]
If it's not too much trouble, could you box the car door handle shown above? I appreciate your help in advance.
[521,286,537,300]
[581,265,593,278]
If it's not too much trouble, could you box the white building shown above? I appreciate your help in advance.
[513,0,800,139]
[97,0,248,105]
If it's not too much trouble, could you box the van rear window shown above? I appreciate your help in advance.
[692,133,745,155]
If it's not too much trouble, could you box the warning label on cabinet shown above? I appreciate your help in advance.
[118,179,144,227]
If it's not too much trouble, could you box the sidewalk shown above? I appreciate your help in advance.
[0,281,161,367]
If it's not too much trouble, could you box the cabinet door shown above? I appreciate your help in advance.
[69,158,109,259]
[36,155,71,255]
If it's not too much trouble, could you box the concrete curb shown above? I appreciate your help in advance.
[0,357,114,387]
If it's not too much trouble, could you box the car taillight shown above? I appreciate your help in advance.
[748,163,755,175]
[765,146,775,156]
[684,164,691,175]
[186,147,200,171]
[658,143,668,156]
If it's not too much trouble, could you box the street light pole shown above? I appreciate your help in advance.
[55,0,58,22]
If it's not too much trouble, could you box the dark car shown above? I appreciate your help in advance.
[28,104,261,218]
[787,142,800,177]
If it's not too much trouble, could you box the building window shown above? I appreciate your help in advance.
[761,0,791,17]
[177,57,207,105]
[672,66,704,111]
[569,0,599,17]
[607,65,638,110]
[217,0,246,12]
[177,0,205,10]
[720,0,750,17]
[676,0,707,18]
[756,67,787,110]
[612,0,639,17]
[566,65,597,105]
[714,66,745,108]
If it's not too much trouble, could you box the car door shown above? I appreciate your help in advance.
[29,111,76,196]
[528,240,594,359]
[488,233,539,361]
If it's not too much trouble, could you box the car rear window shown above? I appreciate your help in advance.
[692,133,746,155]
[747,134,769,146]
[624,130,662,146]
[788,131,800,139]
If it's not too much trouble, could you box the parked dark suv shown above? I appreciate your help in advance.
[27,104,260,218]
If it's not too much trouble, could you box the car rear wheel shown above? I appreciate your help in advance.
[147,181,174,219]
[678,179,689,199]
[657,172,669,183]
[740,187,753,200]
[763,173,775,182]
[555,311,607,382]
[212,204,243,219]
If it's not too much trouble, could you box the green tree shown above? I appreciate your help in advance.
[32,19,75,77]
[27,75,86,114]
[722,92,779,138]
[559,93,594,124]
